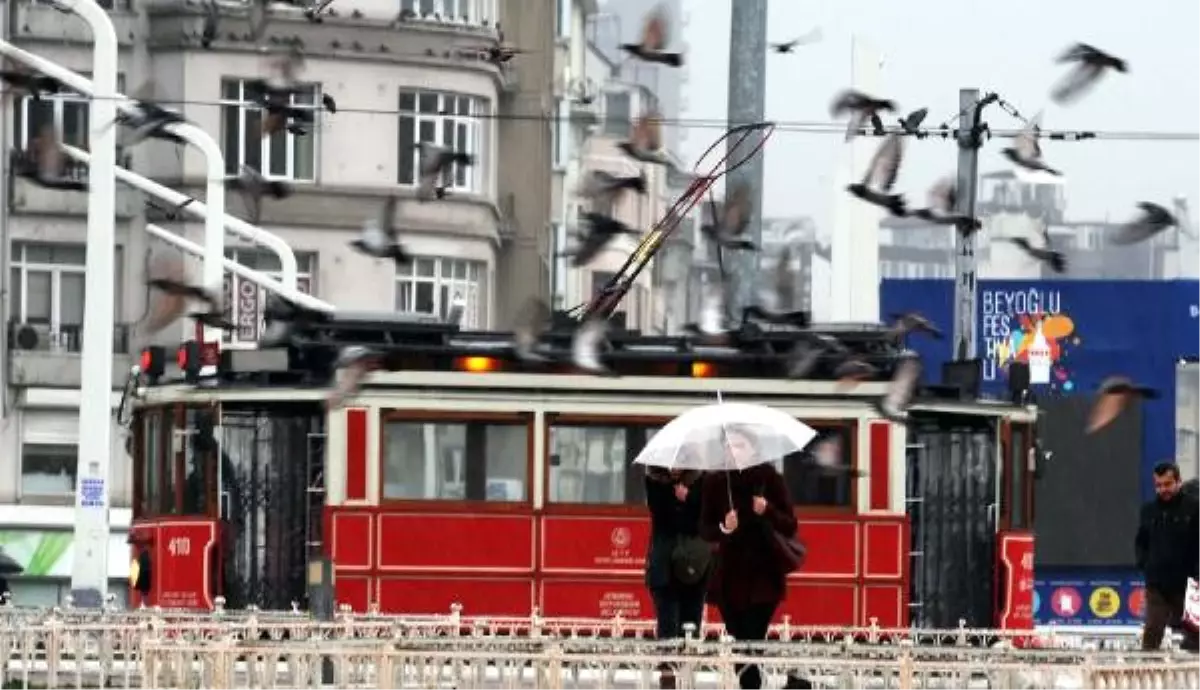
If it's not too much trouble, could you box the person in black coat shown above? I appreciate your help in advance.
[1135,462,1200,651]
[645,467,707,648]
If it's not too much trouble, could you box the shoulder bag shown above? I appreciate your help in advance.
[670,536,713,585]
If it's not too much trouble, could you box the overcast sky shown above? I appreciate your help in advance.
[673,0,1200,233]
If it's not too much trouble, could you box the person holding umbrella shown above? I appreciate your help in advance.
[634,399,818,689]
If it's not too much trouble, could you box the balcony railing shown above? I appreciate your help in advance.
[8,321,133,355]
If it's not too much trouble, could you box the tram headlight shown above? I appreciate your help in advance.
[455,356,501,373]
[691,361,716,378]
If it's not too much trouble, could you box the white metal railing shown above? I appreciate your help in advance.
[0,607,1194,690]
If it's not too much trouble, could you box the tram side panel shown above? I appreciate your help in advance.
[323,403,912,628]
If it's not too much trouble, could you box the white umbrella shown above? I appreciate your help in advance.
[633,401,819,472]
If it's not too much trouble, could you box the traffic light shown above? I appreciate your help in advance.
[139,346,166,383]
[178,341,202,383]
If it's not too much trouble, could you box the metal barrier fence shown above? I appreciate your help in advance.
[0,603,1195,689]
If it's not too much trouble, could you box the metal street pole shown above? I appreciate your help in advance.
[724,0,768,317]
[952,88,983,361]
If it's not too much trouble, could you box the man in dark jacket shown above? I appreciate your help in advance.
[1135,462,1199,651]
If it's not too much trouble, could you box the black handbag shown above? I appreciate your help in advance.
[771,531,807,574]
[670,536,713,585]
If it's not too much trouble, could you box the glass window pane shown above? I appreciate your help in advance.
[222,104,241,174]
[59,273,85,325]
[548,425,650,505]
[396,281,413,311]
[414,282,434,313]
[21,443,78,498]
[398,115,415,184]
[25,271,52,322]
[454,260,467,280]
[25,100,54,148]
[24,243,52,263]
[454,122,468,186]
[62,101,89,150]
[416,258,436,277]
[10,267,21,319]
[399,92,416,112]
[292,130,314,181]
[221,79,240,101]
[438,284,449,319]
[51,245,85,265]
[382,420,528,501]
[418,119,435,146]
[781,425,854,508]
[243,109,262,171]
[268,130,287,177]
[418,93,438,113]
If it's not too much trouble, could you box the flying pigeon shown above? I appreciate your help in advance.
[1109,202,1178,246]
[0,62,61,101]
[417,142,474,200]
[887,312,943,340]
[786,333,849,379]
[258,293,330,348]
[830,89,896,141]
[616,112,670,165]
[910,177,982,234]
[701,183,756,249]
[1087,376,1157,434]
[559,212,640,266]
[226,165,292,224]
[1002,113,1061,177]
[897,108,929,137]
[798,435,865,478]
[200,0,219,48]
[578,170,647,210]
[350,196,410,264]
[512,297,551,362]
[846,134,907,217]
[571,317,612,375]
[620,7,684,67]
[327,346,383,410]
[1051,43,1128,106]
[15,125,87,191]
[875,351,922,422]
[833,357,879,390]
[142,254,232,335]
[1006,224,1066,274]
[743,244,810,326]
[769,27,823,54]
[111,81,188,147]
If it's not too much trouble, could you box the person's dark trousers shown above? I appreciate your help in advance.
[1143,587,1200,652]
[652,586,706,640]
[717,602,778,690]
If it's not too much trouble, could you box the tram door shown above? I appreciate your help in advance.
[129,403,222,609]
[905,413,1000,629]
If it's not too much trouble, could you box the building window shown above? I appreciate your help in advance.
[397,90,487,193]
[8,242,125,353]
[219,78,318,182]
[395,256,487,328]
[21,443,78,502]
[603,91,631,138]
[222,249,315,345]
[399,0,496,23]
[381,416,529,501]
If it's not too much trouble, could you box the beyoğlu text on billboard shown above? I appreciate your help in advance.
[881,279,1199,495]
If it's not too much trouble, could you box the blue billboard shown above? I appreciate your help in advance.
[880,279,1200,497]
[1033,568,1146,627]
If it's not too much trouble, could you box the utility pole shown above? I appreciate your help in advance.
[952,88,993,360]
[724,0,768,316]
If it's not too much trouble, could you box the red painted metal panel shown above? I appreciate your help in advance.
[540,516,649,574]
[861,585,904,627]
[378,577,533,616]
[540,578,654,620]
[130,519,218,610]
[868,422,891,511]
[793,520,859,579]
[345,408,368,501]
[779,583,858,626]
[377,513,534,572]
[331,511,373,569]
[995,530,1035,630]
[862,521,904,578]
[334,576,371,612]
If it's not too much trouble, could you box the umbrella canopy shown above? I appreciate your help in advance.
[633,402,818,471]
[0,550,23,576]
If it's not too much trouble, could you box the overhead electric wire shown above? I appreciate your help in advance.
[53,93,1200,143]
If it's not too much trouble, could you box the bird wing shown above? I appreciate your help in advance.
[1014,113,1043,160]
[571,318,608,372]
[377,196,398,239]
[1110,205,1172,246]
[1056,42,1098,64]
[1050,63,1102,105]
[513,297,550,358]
[927,176,957,213]
[829,89,865,118]
[866,135,904,191]
[883,353,922,412]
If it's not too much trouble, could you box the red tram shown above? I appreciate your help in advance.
[124,317,1038,631]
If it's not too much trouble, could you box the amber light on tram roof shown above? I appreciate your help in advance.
[455,356,502,373]
[691,361,717,378]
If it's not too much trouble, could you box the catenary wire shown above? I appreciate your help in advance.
[62,93,1200,143]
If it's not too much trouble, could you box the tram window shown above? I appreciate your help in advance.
[548,422,661,505]
[382,418,529,502]
[140,412,161,516]
[773,425,854,509]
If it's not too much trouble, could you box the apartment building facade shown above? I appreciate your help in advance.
[0,0,551,602]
